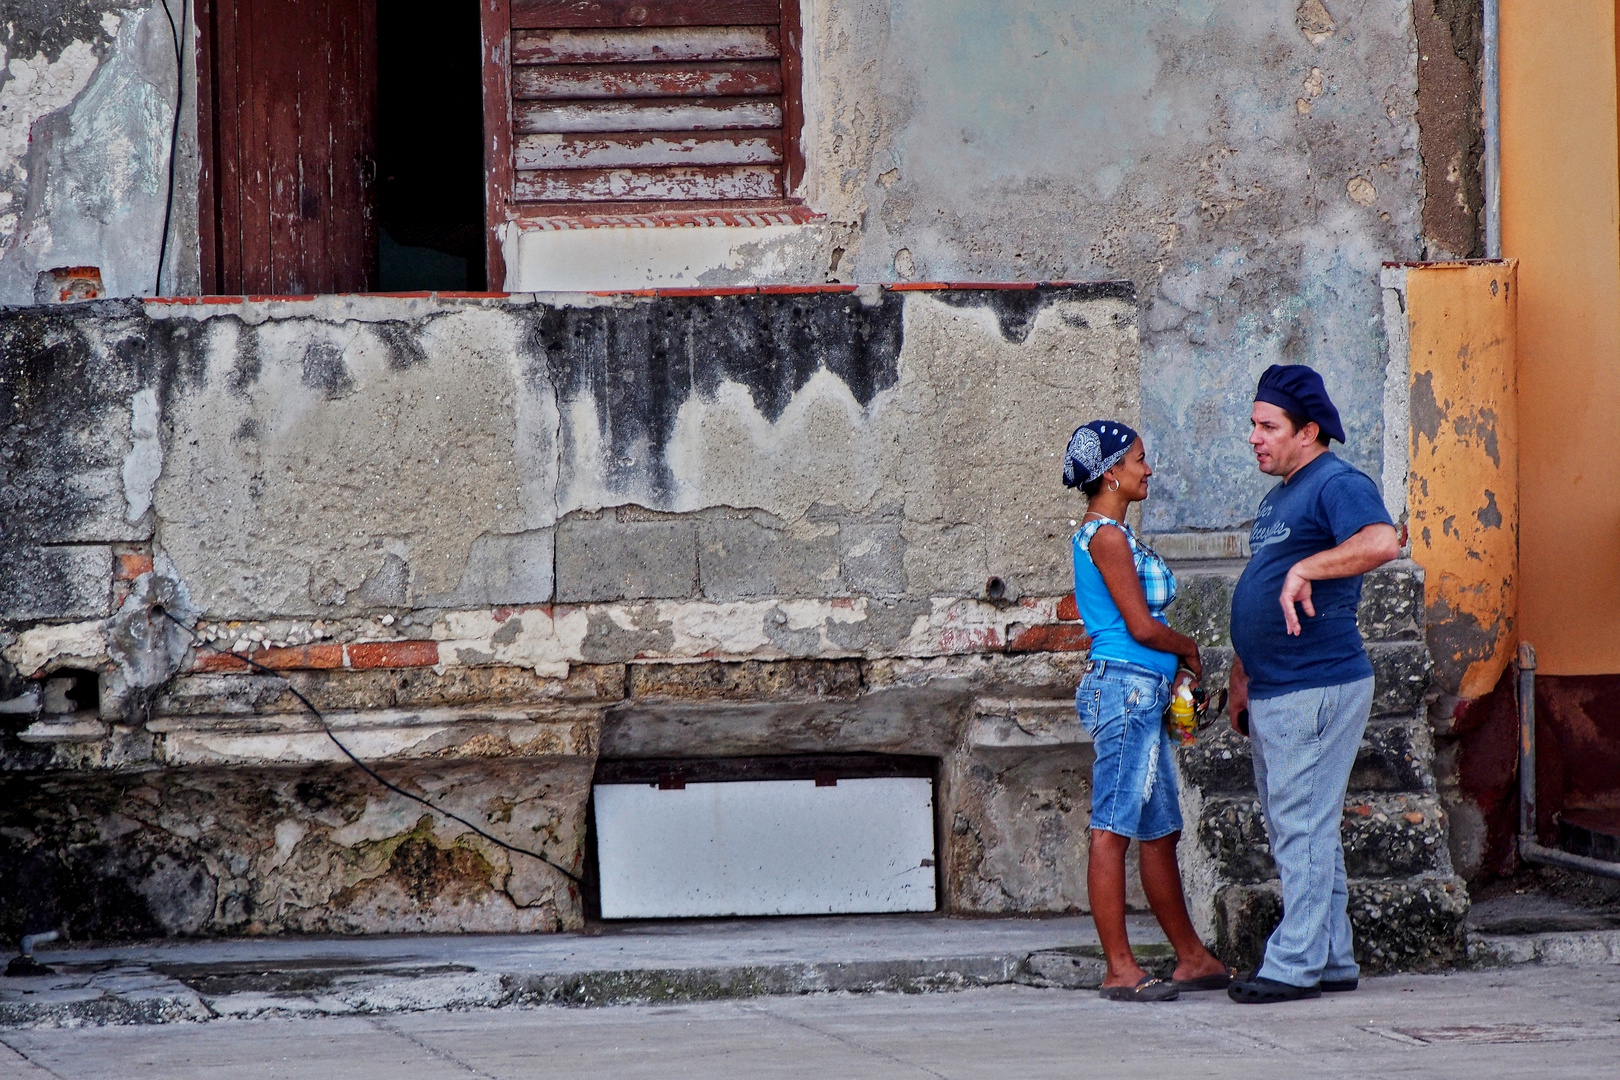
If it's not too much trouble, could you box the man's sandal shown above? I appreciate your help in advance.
[1226,975,1321,1003]
[1099,975,1180,1002]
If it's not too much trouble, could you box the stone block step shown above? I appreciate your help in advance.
[1186,640,1430,735]
[1468,929,1620,967]
[1198,793,1450,884]
[1167,559,1423,649]
[1213,875,1468,974]
[1182,715,1434,796]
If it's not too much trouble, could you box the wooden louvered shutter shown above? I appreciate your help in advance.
[496,1,801,216]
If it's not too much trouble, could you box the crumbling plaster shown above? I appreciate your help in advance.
[0,287,1135,935]
[508,2,1426,532]
[1,1,1445,535]
[128,287,1136,622]
[803,0,1424,532]
[0,0,198,303]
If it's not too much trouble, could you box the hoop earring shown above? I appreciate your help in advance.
[1108,477,1120,492]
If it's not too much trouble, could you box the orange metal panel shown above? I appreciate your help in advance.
[1499,0,1620,674]
[1404,261,1519,700]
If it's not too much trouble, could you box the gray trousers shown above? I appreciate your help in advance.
[1249,676,1374,987]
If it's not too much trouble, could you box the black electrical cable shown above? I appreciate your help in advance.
[155,0,184,296]
[157,608,584,886]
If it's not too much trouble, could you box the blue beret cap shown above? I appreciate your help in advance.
[1254,364,1345,443]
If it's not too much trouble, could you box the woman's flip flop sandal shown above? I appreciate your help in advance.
[1172,966,1237,992]
[1099,975,1180,1002]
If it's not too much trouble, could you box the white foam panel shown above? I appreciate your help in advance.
[594,777,937,918]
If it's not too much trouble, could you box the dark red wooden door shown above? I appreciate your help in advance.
[198,0,379,294]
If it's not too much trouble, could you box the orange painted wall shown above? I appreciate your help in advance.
[1499,0,1620,674]
[1405,262,1519,701]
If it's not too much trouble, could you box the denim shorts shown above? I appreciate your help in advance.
[1075,658,1183,841]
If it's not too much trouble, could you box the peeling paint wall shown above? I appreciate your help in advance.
[513,2,1429,533]
[0,0,1485,943]
[0,0,199,302]
[0,1,1473,539]
[1395,261,1517,701]
[1382,260,1517,884]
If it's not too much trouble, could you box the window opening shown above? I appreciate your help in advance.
[378,0,488,290]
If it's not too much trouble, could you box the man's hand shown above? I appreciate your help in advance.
[1228,656,1249,737]
[1280,567,1315,635]
[1276,523,1400,637]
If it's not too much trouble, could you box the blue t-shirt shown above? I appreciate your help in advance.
[1230,452,1393,699]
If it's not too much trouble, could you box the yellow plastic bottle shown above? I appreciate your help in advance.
[1169,683,1198,746]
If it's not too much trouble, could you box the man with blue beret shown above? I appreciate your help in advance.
[1226,363,1402,1004]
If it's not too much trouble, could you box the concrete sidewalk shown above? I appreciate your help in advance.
[9,897,1620,1030]
[4,966,1619,1080]
[0,915,1160,1027]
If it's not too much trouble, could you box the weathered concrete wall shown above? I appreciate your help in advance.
[0,0,1481,540]
[0,0,198,303]
[534,0,1426,533]
[1,287,1139,937]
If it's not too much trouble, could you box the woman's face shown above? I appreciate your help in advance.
[1104,438,1152,501]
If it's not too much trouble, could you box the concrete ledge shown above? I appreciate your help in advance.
[967,698,1092,750]
[1469,929,1620,967]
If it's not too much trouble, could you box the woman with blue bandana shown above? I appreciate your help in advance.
[1064,420,1232,1002]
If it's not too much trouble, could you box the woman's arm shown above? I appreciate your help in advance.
[1088,525,1202,680]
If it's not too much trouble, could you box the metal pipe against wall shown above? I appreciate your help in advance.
[1516,642,1620,879]
[1483,0,1502,258]
[1517,641,1536,840]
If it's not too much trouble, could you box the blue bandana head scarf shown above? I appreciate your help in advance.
[1063,420,1139,488]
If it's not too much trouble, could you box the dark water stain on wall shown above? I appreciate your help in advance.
[527,285,1121,502]
[1415,0,1485,258]
[525,290,906,501]
[932,282,1134,344]
[0,302,149,543]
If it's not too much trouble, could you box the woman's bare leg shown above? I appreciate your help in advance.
[1138,832,1227,980]
[1089,829,1149,987]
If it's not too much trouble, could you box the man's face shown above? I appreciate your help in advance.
[1249,400,1318,477]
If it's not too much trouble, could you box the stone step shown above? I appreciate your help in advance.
[1213,875,1468,974]
[1198,792,1451,884]
[1191,641,1431,723]
[1166,559,1424,648]
[1469,929,1620,967]
[1181,715,1434,796]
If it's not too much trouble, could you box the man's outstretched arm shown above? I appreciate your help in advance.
[1279,523,1401,635]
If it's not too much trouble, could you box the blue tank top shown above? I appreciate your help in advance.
[1071,519,1179,679]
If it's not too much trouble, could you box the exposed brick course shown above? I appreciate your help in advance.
[1006,624,1091,653]
[114,553,154,581]
[347,640,440,670]
[194,641,438,674]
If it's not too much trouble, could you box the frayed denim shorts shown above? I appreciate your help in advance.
[1075,658,1183,841]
